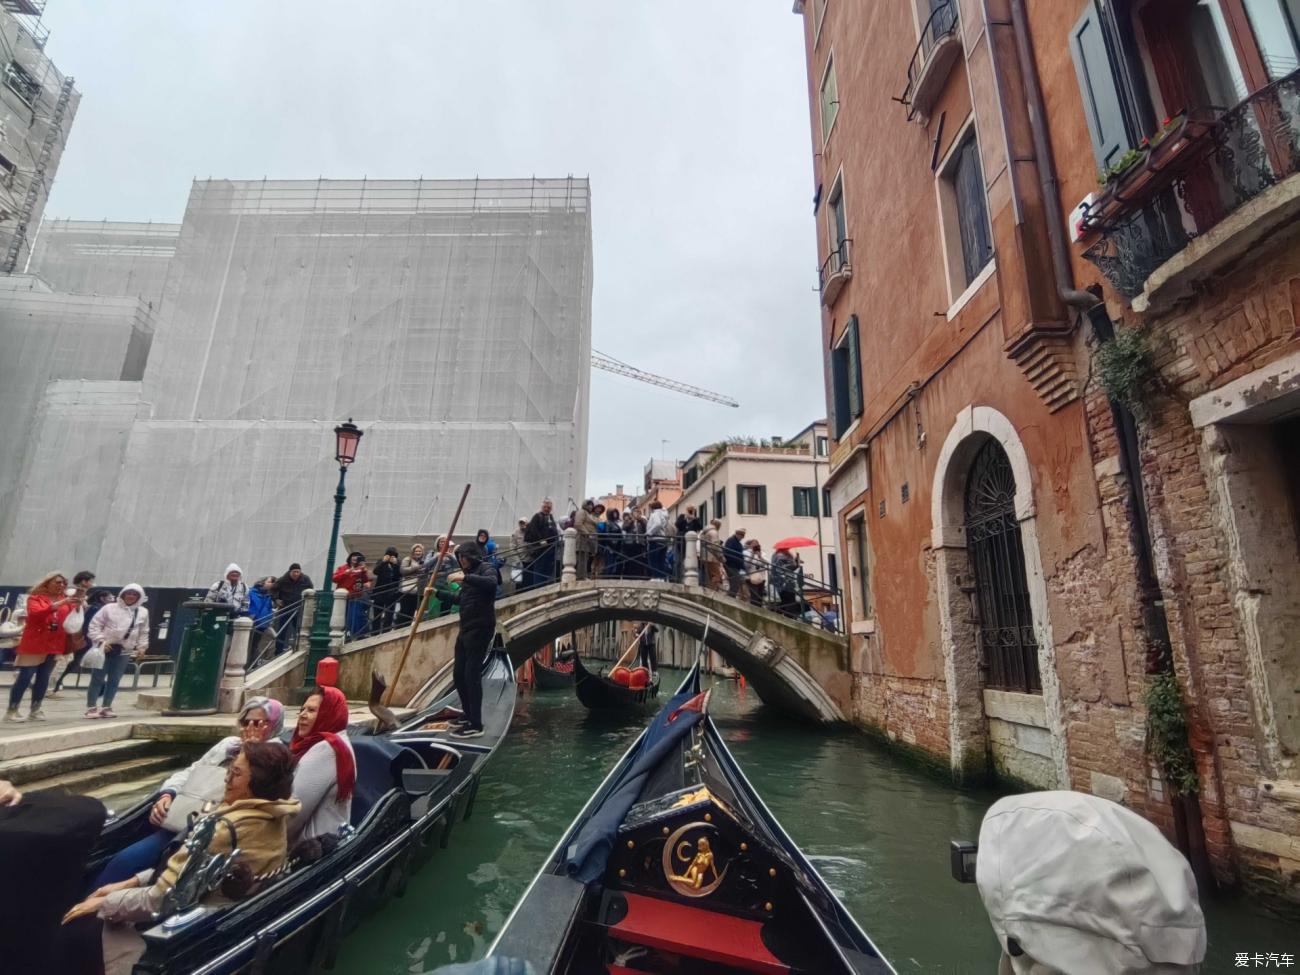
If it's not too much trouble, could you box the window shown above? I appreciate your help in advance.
[946,134,994,288]
[819,54,840,143]
[793,487,818,517]
[699,501,708,525]
[823,487,833,516]
[737,485,767,515]
[816,435,830,457]
[1242,0,1300,80]
[3,61,38,107]
[827,173,848,256]
[682,465,699,489]
[830,316,863,439]
[714,487,727,518]
[814,0,828,38]
[847,513,872,618]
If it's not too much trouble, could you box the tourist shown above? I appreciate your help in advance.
[475,529,504,591]
[744,539,767,607]
[646,501,671,580]
[601,507,624,577]
[623,507,648,578]
[53,588,113,694]
[573,499,599,580]
[332,552,371,637]
[5,572,82,723]
[72,570,97,596]
[399,543,426,623]
[524,498,559,590]
[68,741,299,975]
[723,527,748,597]
[771,547,799,618]
[91,697,285,886]
[674,505,703,582]
[206,563,250,615]
[422,536,458,617]
[271,564,313,653]
[248,576,276,659]
[371,547,402,633]
[504,519,527,594]
[85,584,150,720]
[289,685,355,844]
[438,543,499,739]
[700,519,724,590]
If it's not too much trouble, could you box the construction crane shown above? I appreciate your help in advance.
[591,349,739,408]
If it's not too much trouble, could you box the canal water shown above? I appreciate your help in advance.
[333,671,1295,974]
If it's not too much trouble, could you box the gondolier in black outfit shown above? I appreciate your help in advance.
[439,543,498,739]
[637,623,658,671]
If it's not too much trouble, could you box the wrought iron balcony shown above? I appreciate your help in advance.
[819,237,853,307]
[1083,69,1300,302]
[898,0,961,122]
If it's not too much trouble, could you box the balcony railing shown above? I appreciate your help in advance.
[898,0,960,121]
[819,237,853,307]
[1083,69,1300,300]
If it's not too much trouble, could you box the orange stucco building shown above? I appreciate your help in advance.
[796,0,1300,907]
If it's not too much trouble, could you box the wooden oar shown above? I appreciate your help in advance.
[383,482,471,707]
[609,623,649,674]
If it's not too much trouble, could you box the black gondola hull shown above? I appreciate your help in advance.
[532,656,574,691]
[571,651,659,712]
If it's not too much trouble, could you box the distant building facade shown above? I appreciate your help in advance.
[672,421,834,582]
[1,177,593,587]
[795,0,1300,906]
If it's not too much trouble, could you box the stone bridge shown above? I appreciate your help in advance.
[244,532,851,723]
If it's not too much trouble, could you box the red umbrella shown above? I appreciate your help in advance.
[772,536,817,551]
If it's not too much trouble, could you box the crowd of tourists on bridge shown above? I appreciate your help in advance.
[237,497,841,644]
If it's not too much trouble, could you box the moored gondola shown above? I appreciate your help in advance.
[532,652,575,691]
[87,648,516,975]
[572,651,659,713]
[491,662,895,974]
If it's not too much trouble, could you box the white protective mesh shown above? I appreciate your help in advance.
[22,177,592,587]
[28,219,180,306]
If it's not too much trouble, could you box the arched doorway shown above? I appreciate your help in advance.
[963,439,1041,695]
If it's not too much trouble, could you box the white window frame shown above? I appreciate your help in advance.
[826,167,848,258]
[819,52,840,146]
[816,435,830,457]
[844,506,874,627]
[814,0,829,45]
[934,115,994,311]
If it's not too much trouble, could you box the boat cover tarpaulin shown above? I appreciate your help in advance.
[564,690,707,883]
[976,791,1206,973]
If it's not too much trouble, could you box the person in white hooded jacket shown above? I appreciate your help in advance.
[206,563,250,615]
[85,584,150,719]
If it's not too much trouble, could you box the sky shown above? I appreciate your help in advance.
[40,0,826,499]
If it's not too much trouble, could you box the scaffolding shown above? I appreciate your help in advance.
[28,219,181,305]
[3,177,594,587]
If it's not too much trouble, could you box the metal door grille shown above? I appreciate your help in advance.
[964,440,1041,693]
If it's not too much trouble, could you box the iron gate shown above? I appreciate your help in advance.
[964,439,1041,694]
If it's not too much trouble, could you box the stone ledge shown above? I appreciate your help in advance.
[1231,820,1300,861]
[982,688,1048,728]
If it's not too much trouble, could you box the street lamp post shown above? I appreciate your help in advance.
[302,419,363,695]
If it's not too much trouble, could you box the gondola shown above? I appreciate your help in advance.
[572,651,659,713]
[86,648,517,975]
[533,652,576,691]
[491,661,895,974]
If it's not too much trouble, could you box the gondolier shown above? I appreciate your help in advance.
[438,543,499,739]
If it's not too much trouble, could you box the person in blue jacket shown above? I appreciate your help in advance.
[248,577,275,660]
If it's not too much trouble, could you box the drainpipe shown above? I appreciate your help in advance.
[1006,0,1099,311]
[1006,0,1214,888]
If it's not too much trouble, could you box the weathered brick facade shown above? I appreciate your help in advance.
[796,0,1300,910]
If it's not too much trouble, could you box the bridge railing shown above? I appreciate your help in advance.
[328,529,843,645]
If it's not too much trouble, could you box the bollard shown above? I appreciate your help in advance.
[218,616,253,713]
[684,530,700,587]
[297,589,316,656]
[561,527,578,584]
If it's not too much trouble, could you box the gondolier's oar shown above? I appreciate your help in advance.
[697,613,712,675]
[610,623,649,673]
[383,482,471,707]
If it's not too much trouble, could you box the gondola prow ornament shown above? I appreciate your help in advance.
[160,810,242,917]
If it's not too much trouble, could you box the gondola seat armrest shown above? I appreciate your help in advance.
[402,767,454,795]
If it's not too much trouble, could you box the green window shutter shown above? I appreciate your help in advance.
[736,485,745,515]
[793,487,803,516]
[758,485,768,515]
[1069,1,1132,170]
[846,315,863,419]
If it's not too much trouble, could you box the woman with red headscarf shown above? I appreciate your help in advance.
[288,685,355,844]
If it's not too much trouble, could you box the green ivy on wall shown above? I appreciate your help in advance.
[1096,327,1155,420]
[1145,671,1200,797]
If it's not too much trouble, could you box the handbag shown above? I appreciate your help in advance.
[81,643,106,670]
[162,763,230,833]
[747,571,767,586]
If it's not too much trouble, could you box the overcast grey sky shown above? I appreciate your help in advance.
[41,1,825,498]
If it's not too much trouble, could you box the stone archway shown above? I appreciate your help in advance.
[930,405,1069,787]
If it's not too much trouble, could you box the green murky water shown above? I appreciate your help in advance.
[332,671,1295,973]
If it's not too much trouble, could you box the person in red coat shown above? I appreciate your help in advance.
[331,552,371,638]
[6,571,83,723]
